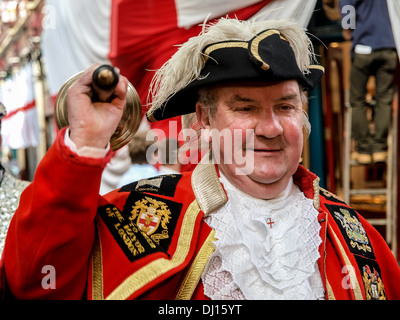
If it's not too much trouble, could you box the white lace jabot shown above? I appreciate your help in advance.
[202,173,325,300]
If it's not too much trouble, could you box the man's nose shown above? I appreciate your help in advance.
[254,111,284,138]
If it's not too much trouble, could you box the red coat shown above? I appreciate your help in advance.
[1,128,400,300]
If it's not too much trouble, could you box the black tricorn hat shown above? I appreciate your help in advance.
[147,29,324,122]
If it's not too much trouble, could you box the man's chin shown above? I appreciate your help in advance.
[247,172,285,185]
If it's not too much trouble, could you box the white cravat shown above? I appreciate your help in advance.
[202,173,325,300]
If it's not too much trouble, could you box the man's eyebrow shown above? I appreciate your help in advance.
[229,94,255,103]
[273,93,300,103]
[227,93,301,105]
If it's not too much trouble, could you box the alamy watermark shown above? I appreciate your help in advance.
[341,265,355,290]
[341,5,356,29]
[145,121,255,175]
[41,265,56,289]
[41,5,56,30]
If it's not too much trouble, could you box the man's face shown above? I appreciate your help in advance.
[196,80,305,199]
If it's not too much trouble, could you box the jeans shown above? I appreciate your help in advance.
[350,49,398,153]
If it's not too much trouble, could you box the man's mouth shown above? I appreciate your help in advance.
[244,148,284,158]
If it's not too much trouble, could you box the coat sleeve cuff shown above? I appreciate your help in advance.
[64,128,111,159]
[56,127,113,168]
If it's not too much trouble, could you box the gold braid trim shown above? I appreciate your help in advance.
[91,224,104,300]
[191,151,227,216]
[203,41,248,63]
[328,225,364,300]
[326,279,336,300]
[175,230,216,300]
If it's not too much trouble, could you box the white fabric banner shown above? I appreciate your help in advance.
[251,0,317,28]
[175,0,317,29]
[175,0,261,28]
[41,0,112,96]
[0,62,39,149]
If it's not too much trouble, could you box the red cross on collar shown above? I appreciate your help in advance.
[267,218,274,229]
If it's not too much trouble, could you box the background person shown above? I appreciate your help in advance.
[117,130,159,188]
[154,138,182,175]
[340,0,398,163]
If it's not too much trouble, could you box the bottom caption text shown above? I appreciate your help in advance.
[157,303,242,317]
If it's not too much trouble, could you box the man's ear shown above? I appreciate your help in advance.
[195,102,211,130]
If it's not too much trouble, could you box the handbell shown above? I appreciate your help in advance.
[54,64,142,151]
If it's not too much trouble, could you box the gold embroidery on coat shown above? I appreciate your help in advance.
[130,196,172,244]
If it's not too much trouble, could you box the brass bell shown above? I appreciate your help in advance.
[54,65,142,151]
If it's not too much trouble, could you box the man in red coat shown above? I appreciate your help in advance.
[1,18,400,300]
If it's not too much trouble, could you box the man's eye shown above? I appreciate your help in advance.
[278,105,296,112]
[235,106,254,112]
